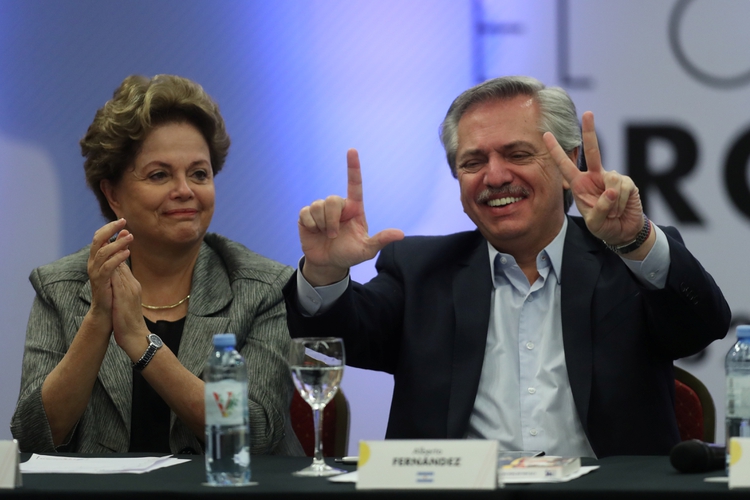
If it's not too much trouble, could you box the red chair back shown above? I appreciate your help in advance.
[674,379,704,441]
[290,389,350,457]
[673,366,716,443]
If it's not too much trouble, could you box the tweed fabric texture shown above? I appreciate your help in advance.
[11,233,300,455]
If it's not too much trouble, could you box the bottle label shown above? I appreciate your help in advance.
[727,375,750,417]
[205,380,246,426]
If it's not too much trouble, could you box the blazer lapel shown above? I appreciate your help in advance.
[178,241,233,379]
[447,233,493,438]
[560,217,603,432]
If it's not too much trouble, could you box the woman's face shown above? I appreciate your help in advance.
[101,121,215,251]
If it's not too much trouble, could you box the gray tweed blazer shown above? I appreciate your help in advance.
[11,232,302,455]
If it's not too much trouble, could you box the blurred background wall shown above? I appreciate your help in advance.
[1,0,747,454]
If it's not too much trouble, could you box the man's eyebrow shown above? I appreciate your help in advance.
[457,141,540,162]
[456,148,485,162]
[499,140,539,152]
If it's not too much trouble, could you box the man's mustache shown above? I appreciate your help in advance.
[476,185,530,203]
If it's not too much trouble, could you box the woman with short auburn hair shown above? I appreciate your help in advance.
[12,74,301,456]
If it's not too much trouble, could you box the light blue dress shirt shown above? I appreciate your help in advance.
[465,217,592,456]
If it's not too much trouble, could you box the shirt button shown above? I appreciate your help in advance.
[500,257,507,265]
[307,295,319,304]
[526,295,534,303]
[526,342,534,350]
[649,272,656,279]
[528,387,536,394]
[529,429,538,436]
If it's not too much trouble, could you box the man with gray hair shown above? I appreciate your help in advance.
[283,76,730,457]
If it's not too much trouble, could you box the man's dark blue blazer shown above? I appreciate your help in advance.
[283,216,730,457]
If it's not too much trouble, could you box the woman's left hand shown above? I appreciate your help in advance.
[110,262,150,360]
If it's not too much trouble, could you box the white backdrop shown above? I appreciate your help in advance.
[0,0,746,454]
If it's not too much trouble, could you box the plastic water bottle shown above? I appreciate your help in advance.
[204,333,251,485]
[726,325,750,468]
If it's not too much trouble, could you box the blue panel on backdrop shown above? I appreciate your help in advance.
[0,0,476,449]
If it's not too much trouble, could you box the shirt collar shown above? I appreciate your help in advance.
[487,216,568,285]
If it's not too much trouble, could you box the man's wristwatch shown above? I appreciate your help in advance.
[604,213,652,255]
[133,333,163,372]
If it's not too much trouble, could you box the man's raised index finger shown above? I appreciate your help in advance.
[543,131,580,184]
[346,148,364,203]
[581,111,603,174]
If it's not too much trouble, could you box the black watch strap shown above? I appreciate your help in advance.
[133,333,163,372]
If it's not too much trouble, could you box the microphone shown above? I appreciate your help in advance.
[670,439,726,473]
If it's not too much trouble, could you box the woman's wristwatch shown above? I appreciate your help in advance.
[133,333,163,371]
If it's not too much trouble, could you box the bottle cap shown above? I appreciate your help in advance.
[738,325,750,339]
[213,333,237,347]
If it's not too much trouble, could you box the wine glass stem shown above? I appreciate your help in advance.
[313,406,325,466]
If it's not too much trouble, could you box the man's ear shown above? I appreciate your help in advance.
[562,147,580,190]
[100,179,122,218]
[567,146,580,168]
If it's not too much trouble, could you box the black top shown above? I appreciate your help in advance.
[129,316,186,453]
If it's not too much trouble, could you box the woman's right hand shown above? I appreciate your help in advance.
[87,219,132,324]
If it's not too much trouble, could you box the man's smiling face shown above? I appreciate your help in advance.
[455,96,572,256]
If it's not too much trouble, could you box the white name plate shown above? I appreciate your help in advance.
[0,440,21,488]
[730,437,750,488]
[356,440,497,490]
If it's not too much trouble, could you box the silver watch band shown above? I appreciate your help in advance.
[604,213,652,255]
[133,333,163,372]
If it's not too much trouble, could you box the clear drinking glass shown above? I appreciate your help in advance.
[289,337,346,477]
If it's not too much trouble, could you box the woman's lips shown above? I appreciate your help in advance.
[164,208,198,217]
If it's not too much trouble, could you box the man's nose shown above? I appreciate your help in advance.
[484,155,513,186]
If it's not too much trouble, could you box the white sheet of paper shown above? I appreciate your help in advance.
[500,465,599,484]
[20,454,190,474]
[329,470,358,483]
[330,466,600,485]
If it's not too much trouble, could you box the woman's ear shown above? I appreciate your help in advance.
[100,179,122,218]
